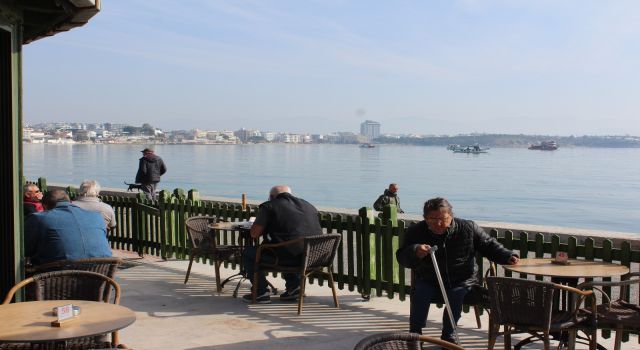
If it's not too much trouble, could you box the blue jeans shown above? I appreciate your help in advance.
[243,246,302,295]
[410,278,470,338]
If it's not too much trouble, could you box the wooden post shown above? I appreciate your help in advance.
[241,193,246,210]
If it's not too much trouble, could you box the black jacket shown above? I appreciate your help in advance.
[135,154,167,184]
[396,218,515,287]
[373,189,404,213]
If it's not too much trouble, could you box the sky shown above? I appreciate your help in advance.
[23,0,640,136]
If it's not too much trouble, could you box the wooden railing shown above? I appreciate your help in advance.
[34,178,640,344]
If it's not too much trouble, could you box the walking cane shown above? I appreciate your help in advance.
[429,245,460,344]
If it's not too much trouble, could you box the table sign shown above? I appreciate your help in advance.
[51,304,78,327]
[551,251,570,265]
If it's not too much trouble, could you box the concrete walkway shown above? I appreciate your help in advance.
[112,251,623,350]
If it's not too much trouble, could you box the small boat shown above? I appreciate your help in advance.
[529,141,558,150]
[452,145,489,154]
[446,144,461,151]
[359,143,375,148]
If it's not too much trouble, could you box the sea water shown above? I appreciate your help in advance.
[23,143,640,234]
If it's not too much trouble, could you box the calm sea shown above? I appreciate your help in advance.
[23,143,640,234]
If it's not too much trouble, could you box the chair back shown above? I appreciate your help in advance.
[3,270,121,305]
[487,276,555,329]
[354,332,465,350]
[31,257,122,278]
[302,234,341,270]
[185,216,217,249]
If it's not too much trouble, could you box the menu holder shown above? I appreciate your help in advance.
[51,304,81,327]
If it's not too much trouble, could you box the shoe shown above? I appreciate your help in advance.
[242,291,271,304]
[279,287,301,301]
[440,335,459,346]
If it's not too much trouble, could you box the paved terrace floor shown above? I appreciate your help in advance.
[112,250,627,350]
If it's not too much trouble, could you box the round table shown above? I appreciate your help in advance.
[502,258,630,280]
[0,300,136,343]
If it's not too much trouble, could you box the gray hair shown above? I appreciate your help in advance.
[269,185,291,198]
[78,180,101,197]
[23,183,38,193]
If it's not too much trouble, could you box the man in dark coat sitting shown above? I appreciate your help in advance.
[396,197,519,345]
[242,185,322,304]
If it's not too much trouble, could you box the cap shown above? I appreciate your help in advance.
[141,148,154,153]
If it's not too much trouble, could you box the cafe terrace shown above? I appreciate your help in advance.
[1,2,638,349]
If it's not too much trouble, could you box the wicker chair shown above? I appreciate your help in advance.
[353,332,466,350]
[29,257,122,278]
[251,233,342,314]
[576,272,640,350]
[2,270,125,350]
[486,276,595,350]
[184,216,241,291]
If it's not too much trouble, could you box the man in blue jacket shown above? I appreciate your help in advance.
[25,189,112,265]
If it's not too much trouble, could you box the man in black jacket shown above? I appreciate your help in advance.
[373,183,404,213]
[396,197,519,344]
[135,148,167,200]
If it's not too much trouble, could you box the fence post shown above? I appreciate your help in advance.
[38,177,47,192]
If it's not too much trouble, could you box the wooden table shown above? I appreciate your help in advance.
[209,221,254,297]
[502,258,630,281]
[0,300,136,344]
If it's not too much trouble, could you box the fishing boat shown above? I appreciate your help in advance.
[529,141,558,150]
[453,145,489,154]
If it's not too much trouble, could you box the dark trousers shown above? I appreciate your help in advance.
[141,182,158,200]
[243,246,302,295]
[410,278,470,338]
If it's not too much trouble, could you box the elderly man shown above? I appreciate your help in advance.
[374,183,404,213]
[396,197,519,345]
[72,180,116,230]
[23,183,44,216]
[25,189,112,265]
[135,147,167,200]
[242,185,322,304]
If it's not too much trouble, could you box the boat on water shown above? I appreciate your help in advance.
[359,143,375,148]
[529,141,558,150]
[451,145,489,153]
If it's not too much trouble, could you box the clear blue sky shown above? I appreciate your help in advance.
[23,0,640,135]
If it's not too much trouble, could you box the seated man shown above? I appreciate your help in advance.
[396,197,519,344]
[23,183,44,216]
[242,185,322,304]
[72,180,117,230]
[25,189,112,265]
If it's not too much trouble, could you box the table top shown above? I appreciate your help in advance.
[0,300,136,343]
[209,221,252,231]
[503,258,630,279]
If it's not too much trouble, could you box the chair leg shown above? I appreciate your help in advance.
[542,330,550,350]
[614,329,622,350]
[503,325,511,350]
[567,330,577,350]
[298,274,307,315]
[184,255,195,284]
[327,268,339,308]
[473,305,482,328]
[487,313,497,350]
[214,260,222,292]
[252,271,259,304]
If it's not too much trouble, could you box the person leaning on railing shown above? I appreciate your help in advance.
[395,197,519,345]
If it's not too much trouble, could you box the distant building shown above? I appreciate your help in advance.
[360,120,381,142]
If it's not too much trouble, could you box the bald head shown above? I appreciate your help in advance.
[269,185,291,200]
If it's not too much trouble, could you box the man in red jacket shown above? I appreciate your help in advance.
[23,183,44,216]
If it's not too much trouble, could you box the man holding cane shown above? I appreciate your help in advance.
[396,197,519,345]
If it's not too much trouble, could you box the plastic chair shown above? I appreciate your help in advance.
[486,276,594,350]
[577,271,640,350]
[252,233,341,314]
[2,270,125,350]
[184,216,241,291]
[353,332,466,350]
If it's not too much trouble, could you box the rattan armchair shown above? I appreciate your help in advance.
[29,257,122,278]
[353,332,466,350]
[2,270,125,350]
[184,216,241,292]
[486,276,595,350]
[576,272,640,350]
[251,233,342,314]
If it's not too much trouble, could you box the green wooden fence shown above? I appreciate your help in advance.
[35,178,640,344]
